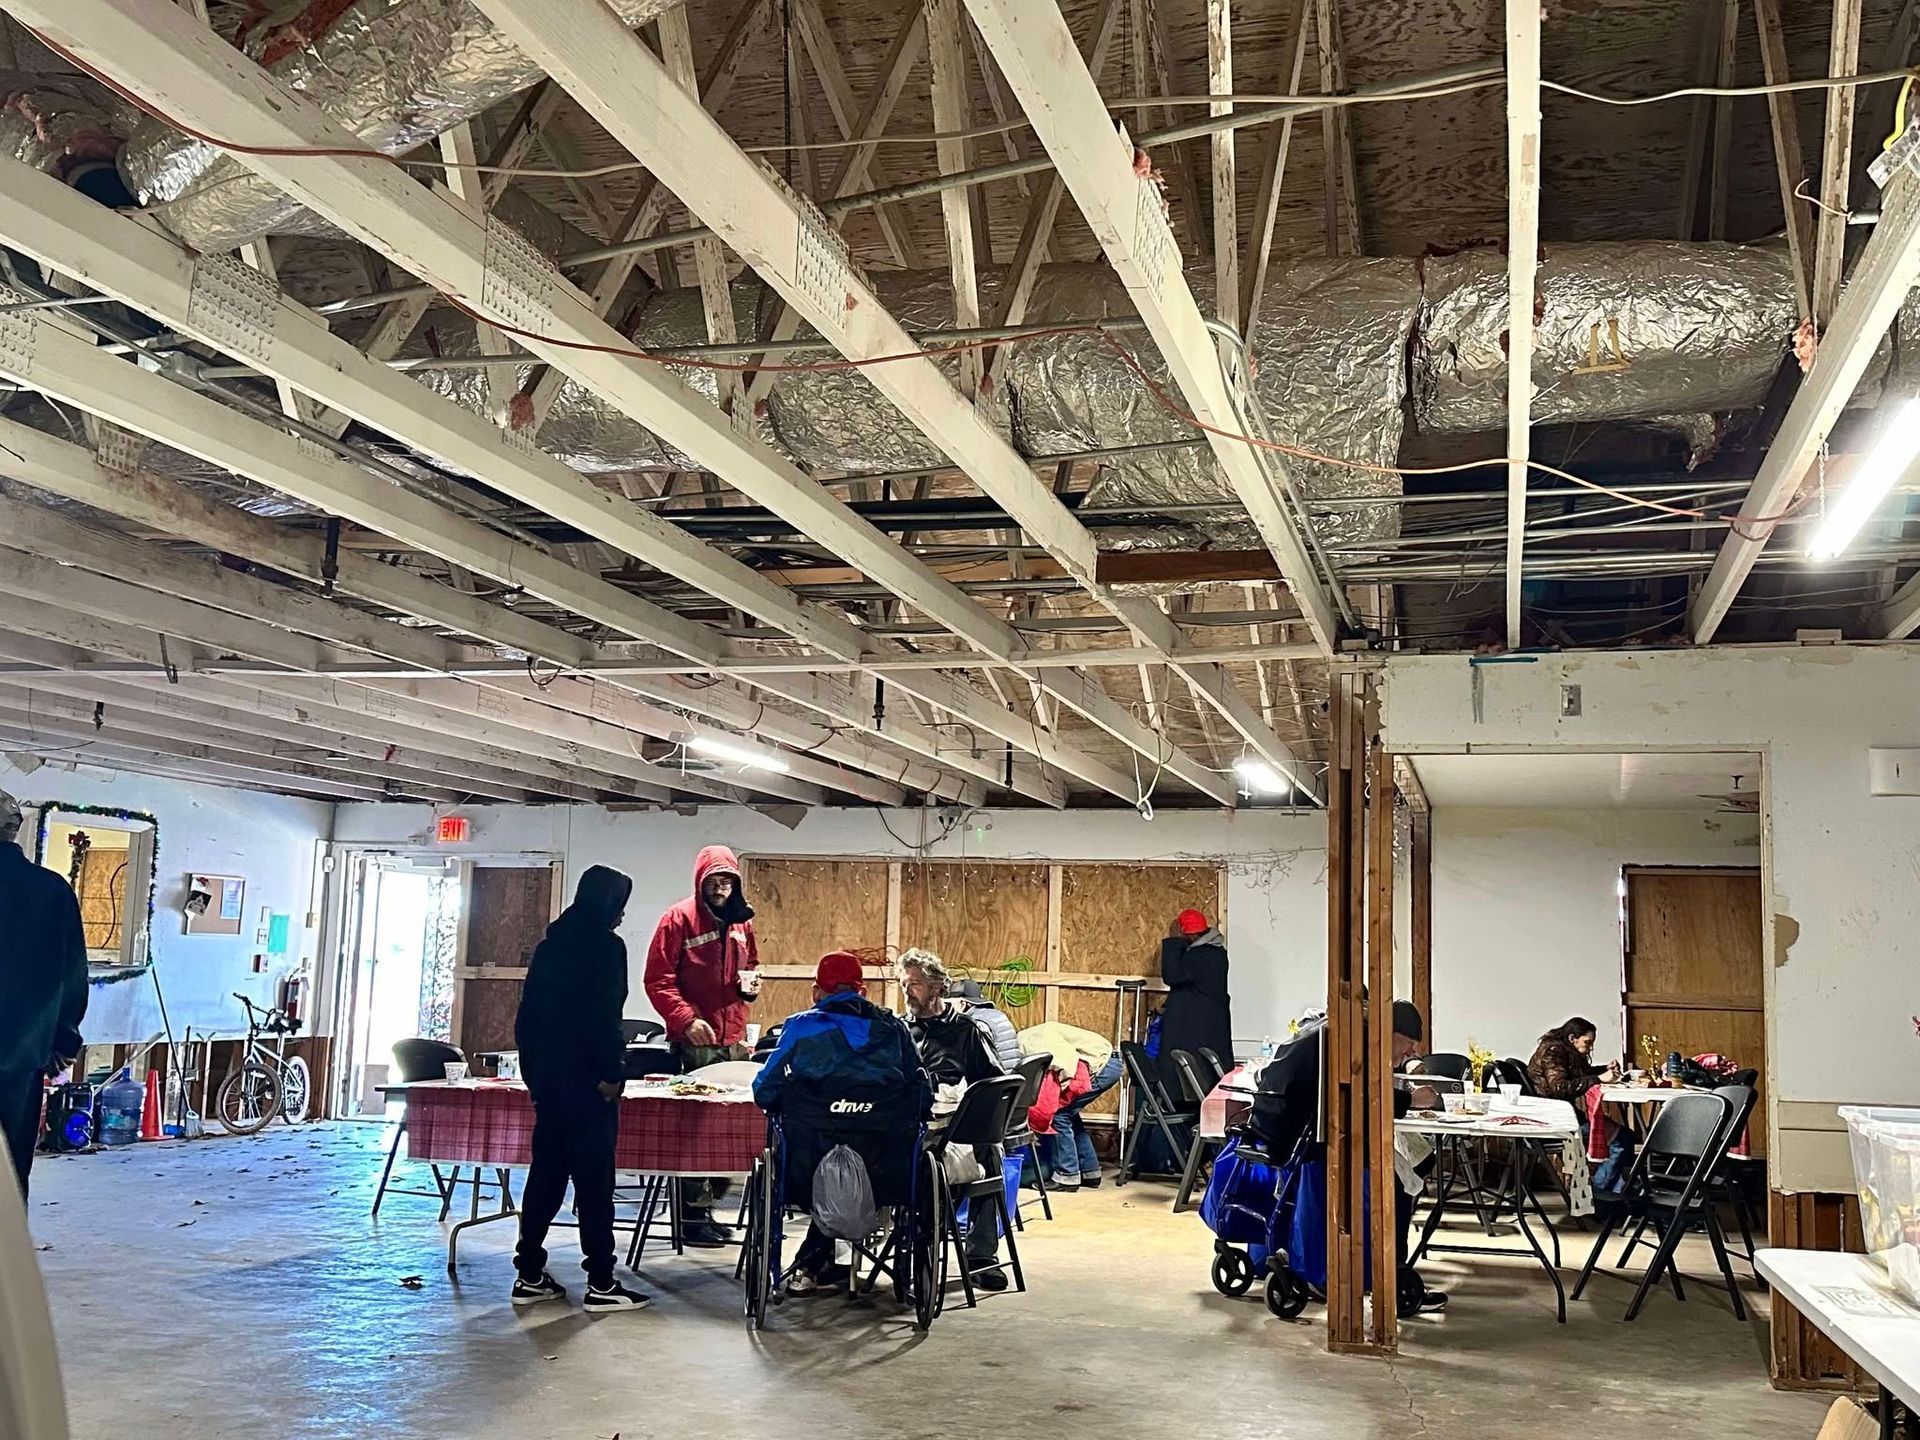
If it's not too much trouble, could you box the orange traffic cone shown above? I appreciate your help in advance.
[139,1068,162,1141]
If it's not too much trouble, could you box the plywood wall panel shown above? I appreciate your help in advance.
[901,860,1049,996]
[466,866,555,970]
[1058,862,1221,978]
[744,858,890,966]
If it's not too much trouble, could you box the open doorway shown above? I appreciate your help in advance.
[333,856,463,1118]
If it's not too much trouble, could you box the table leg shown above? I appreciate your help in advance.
[1413,1137,1462,1263]
[446,1207,518,1274]
[1506,1140,1566,1323]
[1881,1384,1896,1440]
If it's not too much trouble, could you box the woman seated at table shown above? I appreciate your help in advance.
[1526,1017,1619,1101]
[1528,1017,1631,1190]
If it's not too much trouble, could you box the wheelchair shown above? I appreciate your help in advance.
[739,1112,947,1332]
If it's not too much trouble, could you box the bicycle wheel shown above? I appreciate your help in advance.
[216,1061,281,1135]
[278,1056,312,1125]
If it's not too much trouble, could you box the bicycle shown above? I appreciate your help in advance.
[215,992,312,1135]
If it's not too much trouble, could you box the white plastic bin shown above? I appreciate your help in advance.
[1839,1105,1920,1305]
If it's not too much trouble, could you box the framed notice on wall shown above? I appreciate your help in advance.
[184,873,246,936]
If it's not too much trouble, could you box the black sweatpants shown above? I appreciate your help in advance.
[514,1097,618,1288]
[0,1070,42,1201]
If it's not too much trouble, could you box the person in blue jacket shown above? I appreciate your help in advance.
[753,950,931,1295]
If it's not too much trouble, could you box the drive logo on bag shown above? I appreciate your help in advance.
[828,1098,875,1115]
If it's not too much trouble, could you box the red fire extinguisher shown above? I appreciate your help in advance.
[277,973,307,1028]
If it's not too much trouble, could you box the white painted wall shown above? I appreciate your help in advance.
[1426,807,1759,1062]
[329,803,1331,1054]
[1,760,334,1044]
[1383,646,1920,1191]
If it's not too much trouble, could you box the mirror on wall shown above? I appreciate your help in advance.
[30,805,158,971]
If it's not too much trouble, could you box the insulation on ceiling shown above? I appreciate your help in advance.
[1413,240,1799,433]
[114,0,686,253]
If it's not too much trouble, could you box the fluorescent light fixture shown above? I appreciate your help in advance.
[687,734,791,774]
[1804,398,1920,561]
[1233,755,1292,797]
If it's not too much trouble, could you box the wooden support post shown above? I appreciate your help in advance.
[1324,668,1369,1351]
[1410,808,1433,1036]
[1365,725,1398,1353]
[1045,863,1064,1023]
[928,0,985,406]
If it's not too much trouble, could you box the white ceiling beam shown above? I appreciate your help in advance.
[0,668,563,802]
[0,622,654,803]
[0,543,328,672]
[1694,169,1920,643]
[951,0,1342,659]
[0,678,527,801]
[0,492,454,671]
[427,674,902,804]
[927,0,985,406]
[0,699,420,802]
[0,413,595,666]
[0,46,1185,809]
[468,0,1261,804]
[1206,0,1237,329]
[1504,0,1543,650]
[0,597,189,671]
[0,243,726,664]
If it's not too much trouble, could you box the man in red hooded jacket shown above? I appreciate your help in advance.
[643,844,760,1244]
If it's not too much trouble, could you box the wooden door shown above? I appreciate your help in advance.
[451,862,561,1056]
[1623,865,1765,1155]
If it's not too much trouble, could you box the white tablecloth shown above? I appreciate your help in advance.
[1396,1095,1594,1217]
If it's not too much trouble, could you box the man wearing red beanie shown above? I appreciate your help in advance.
[752,950,931,1296]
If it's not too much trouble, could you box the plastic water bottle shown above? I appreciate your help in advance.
[98,1068,145,1147]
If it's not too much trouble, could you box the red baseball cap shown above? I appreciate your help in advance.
[1176,908,1209,936]
[815,950,868,995]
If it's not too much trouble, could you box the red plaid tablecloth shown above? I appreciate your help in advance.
[406,1081,765,1177]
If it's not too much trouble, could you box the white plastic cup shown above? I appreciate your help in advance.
[442,1062,469,1082]
[1500,1083,1521,1104]
[744,1024,762,1048]
[739,970,763,999]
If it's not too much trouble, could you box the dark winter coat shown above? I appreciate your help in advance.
[0,840,88,1077]
[515,866,632,1110]
[1157,927,1234,1095]
[1527,1031,1604,1102]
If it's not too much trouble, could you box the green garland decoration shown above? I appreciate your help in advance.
[30,802,159,973]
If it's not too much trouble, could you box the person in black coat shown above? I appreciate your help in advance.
[510,865,649,1311]
[0,789,87,1199]
[1155,908,1234,1102]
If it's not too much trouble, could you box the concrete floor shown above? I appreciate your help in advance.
[27,1123,1824,1440]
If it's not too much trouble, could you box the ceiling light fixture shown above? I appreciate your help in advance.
[1233,755,1292,797]
[1804,398,1920,562]
[687,734,792,774]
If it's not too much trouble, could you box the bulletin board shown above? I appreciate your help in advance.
[184,873,246,936]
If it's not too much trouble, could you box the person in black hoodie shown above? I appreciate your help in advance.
[510,866,649,1312]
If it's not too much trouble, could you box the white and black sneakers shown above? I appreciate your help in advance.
[583,1280,652,1312]
[510,1271,568,1307]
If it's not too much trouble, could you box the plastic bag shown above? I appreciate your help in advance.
[811,1143,880,1241]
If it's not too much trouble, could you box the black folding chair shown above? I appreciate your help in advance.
[1704,1079,1764,1267]
[1571,1090,1744,1321]
[1490,1058,1537,1096]
[1004,1053,1053,1226]
[934,1074,1028,1306]
[1196,1048,1228,1089]
[1414,1052,1473,1083]
[1116,1041,1197,1185]
[1170,1050,1222,1213]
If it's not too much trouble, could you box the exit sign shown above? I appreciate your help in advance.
[435,815,471,844]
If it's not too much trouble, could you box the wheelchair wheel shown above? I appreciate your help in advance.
[1211,1245,1255,1298]
[742,1149,775,1330]
[911,1154,944,1330]
[1265,1265,1309,1320]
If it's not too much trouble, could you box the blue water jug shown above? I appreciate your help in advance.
[98,1068,145,1147]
